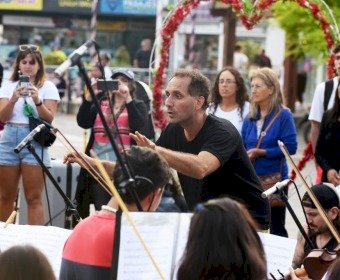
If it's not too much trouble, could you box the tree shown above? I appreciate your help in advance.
[272,1,340,61]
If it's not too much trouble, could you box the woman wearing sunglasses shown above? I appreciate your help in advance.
[0,44,60,225]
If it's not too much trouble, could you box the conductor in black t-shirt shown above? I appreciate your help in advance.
[130,69,270,230]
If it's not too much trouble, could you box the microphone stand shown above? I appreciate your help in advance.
[277,188,314,250]
[74,56,143,211]
[25,141,81,223]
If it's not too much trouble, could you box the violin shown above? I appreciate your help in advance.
[301,244,340,280]
[278,141,340,280]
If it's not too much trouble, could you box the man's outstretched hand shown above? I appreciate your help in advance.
[130,131,156,150]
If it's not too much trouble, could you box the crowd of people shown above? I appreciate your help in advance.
[0,39,339,280]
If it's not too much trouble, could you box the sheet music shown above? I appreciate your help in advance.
[259,232,297,279]
[117,212,192,280]
[171,213,192,280]
[0,222,72,278]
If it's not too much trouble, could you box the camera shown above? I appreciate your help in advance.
[97,79,118,91]
[19,75,30,97]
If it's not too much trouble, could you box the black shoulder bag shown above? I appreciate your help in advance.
[24,100,56,147]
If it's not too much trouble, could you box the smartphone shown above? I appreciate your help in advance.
[97,79,118,91]
[19,75,30,97]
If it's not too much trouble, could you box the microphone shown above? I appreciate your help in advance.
[14,124,45,154]
[261,179,292,199]
[54,40,96,77]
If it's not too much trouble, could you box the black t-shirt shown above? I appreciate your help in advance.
[156,115,270,229]
[134,50,152,68]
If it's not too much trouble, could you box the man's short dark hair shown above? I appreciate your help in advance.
[113,146,170,204]
[172,68,210,110]
[333,44,340,54]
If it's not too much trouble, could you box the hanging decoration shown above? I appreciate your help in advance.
[152,0,339,130]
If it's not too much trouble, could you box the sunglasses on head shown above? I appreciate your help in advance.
[19,45,39,52]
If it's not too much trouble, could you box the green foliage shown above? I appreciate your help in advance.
[44,50,67,65]
[112,45,131,67]
[272,1,340,62]
[237,40,262,63]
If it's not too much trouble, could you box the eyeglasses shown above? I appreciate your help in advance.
[19,45,39,52]
[219,79,236,85]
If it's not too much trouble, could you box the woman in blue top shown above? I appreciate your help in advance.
[242,67,297,237]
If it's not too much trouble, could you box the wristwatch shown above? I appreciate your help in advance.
[35,100,43,107]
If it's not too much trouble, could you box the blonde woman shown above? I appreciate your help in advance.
[241,67,297,237]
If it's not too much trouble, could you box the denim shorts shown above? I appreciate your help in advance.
[0,123,51,167]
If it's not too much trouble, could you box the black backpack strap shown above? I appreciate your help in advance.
[110,209,122,280]
[324,79,334,111]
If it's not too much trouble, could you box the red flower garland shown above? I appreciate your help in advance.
[153,0,338,130]
[290,142,314,180]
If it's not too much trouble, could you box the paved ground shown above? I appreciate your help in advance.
[50,112,316,239]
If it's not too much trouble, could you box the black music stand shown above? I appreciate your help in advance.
[24,141,81,225]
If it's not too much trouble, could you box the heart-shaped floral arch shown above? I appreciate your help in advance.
[152,0,339,130]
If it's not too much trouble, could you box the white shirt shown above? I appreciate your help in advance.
[208,101,250,134]
[0,80,60,124]
[308,76,338,123]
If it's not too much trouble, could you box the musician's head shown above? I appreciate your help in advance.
[0,245,55,280]
[113,146,171,211]
[302,183,340,235]
[177,197,267,280]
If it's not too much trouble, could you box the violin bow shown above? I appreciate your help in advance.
[54,129,165,278]
[93,155,165,280]
[54,129,113,196]
[278,140,340,243]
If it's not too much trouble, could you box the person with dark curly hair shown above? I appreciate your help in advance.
[208,66,250,134]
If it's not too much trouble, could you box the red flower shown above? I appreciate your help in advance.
[153,0,337,130]
[290,142,313,180]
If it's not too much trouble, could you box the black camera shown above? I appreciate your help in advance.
[97,79,118,91]
[19,75,30,97]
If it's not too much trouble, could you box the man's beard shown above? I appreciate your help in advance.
[309,224,329,236]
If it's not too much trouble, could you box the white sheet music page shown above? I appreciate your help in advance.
[258,232,297,279]
[117,212,181,280]
[0,222,72,278]
[171,213,192,280]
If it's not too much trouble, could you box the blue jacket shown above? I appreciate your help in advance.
[242,107,297,179]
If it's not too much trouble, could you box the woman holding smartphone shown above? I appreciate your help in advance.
[75,68,149,218]
[0,44,60,225]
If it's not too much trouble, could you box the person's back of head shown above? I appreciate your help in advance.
[177,197,267,280]
[113,146,171,207]
[0,245,55,280]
